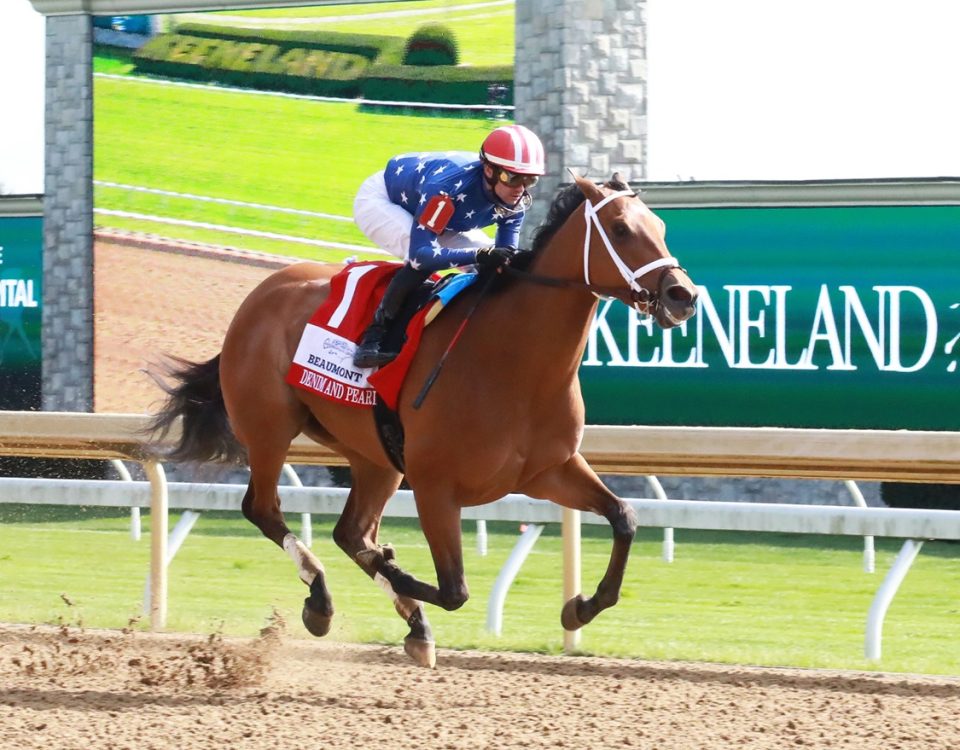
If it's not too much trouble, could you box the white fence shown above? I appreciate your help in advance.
[2,410,959,660]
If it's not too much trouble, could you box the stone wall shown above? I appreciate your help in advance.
[42,14,94,412]
[514,0,648,237]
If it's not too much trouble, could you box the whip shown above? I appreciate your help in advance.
[412,269,499,409]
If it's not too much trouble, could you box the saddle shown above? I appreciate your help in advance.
[286,261,478,473]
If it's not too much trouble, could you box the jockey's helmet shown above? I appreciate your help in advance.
[479,125,546,175]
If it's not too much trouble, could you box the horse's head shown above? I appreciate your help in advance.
[573,173,698,328]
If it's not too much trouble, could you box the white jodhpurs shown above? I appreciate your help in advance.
[353,170,492,261]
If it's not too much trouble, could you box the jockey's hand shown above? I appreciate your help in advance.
[474,246,515,269]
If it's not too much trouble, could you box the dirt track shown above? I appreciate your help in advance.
[93,236,279,414]
[2,622,959,750]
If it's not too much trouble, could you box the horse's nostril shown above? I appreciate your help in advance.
[666,284,697,306]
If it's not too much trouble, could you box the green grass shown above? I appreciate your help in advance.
[93,75,501,259]
[1,503,958,675]
[170,0,516,67]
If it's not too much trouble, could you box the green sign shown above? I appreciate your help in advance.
[580,205,960,430]
[0,216,42,410]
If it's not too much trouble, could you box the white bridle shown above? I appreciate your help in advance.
[582,190,679,304]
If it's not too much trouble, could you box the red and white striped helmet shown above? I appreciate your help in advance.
[479,125,546,175]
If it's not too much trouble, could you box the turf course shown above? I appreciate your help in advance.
[1,503,957,675]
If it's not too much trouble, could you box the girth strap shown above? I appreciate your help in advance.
[373,398,405,473]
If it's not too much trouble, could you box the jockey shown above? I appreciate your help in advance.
[352,124,546,368]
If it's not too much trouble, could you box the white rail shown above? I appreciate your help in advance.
[4,477,957,537]
[3,477,958,660]
[95,181,355,222]
[94,208,387,254]
[1,411,959,661]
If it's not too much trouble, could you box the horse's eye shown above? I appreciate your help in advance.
[612,222,631,239]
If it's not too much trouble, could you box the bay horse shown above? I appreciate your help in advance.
[149,174,698,667]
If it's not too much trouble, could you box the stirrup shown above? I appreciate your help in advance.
[353,343,399,369]
[353,322,386,368]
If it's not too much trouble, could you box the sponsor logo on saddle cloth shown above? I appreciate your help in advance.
[285,261,477,409]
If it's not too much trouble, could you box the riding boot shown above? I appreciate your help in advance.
[353,264,428,368]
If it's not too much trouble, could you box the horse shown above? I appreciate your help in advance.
[148,173,699,668]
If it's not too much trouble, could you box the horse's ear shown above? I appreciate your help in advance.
[571,170,605,203]
[611,171,632,193]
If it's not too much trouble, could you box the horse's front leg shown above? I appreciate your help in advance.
[519,453,638,631]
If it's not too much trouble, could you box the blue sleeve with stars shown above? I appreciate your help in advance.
[493,215,523,250]
[383,151,527,273]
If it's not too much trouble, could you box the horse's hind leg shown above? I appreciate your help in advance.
[333,454,436,668]
[332,478,469,622]
[242,439,334,637]
[519,453,637,631]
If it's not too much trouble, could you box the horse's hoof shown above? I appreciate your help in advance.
[404,635,436,668]
[561,594,586,631]
[302,599,333,637]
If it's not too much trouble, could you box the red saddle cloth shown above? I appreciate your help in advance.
[285,261,434,410]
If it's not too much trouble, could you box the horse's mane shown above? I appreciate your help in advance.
[530,176,631,255]
[480,175,632,290]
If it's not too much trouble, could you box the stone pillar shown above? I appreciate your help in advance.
[515,0,648,238]
[42,14,94,411]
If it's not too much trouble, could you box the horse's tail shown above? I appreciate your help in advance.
[145,354,247,465]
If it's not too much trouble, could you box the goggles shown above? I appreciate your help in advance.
[497,168,539,189]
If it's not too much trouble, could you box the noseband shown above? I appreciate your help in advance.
[504,188,682,316]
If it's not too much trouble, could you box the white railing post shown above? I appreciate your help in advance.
[280,464,311,548]
[485,523,543,635]
[476,519,488,556]
[844,480,875,573]
[562,508,582,651]
[143,510,201,617]
[645,475,673,562]
[109,459,139,541]
[865,539,924,660]
[141,459,168,631]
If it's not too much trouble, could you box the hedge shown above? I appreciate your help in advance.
[171,23,406,64]
[131,26,513,105]
[133,32,376,97]
[362,64,514,106]
[402,23,459,66]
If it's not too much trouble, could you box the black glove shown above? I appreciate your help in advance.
[474,246,515,269]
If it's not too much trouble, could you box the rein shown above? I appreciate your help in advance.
[504,189,681,311]
[412,268,499,410]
